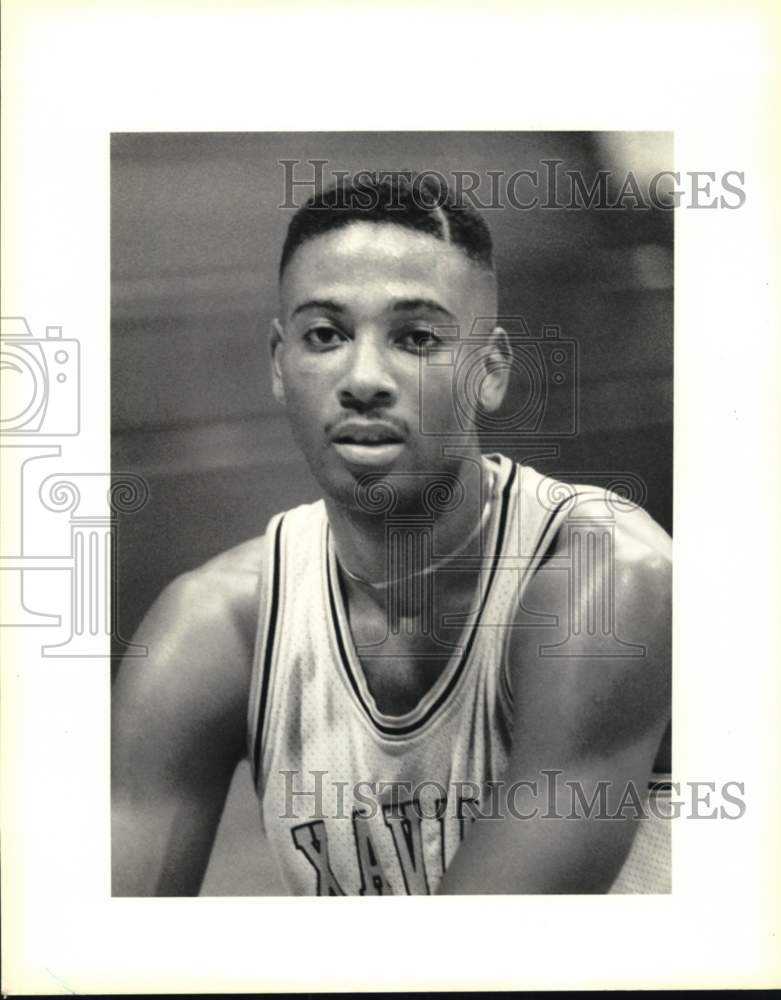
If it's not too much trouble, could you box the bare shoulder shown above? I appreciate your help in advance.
[510,492,672,762]
[526,490,672,638]
[113,533,269,741]
[172,534,268,653]
[555,491,671,601]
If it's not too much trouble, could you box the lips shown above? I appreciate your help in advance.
[329,419,407,467]
[330,420,405,445]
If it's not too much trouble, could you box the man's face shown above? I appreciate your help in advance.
[272,221,506,509]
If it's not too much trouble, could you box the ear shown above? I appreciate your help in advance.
[477,325,511,412]
[269,318,287,406]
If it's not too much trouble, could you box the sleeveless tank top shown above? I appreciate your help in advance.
[247,454,671,895]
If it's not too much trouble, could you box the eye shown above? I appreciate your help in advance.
[304,325,346,350]
[398,327,443,352]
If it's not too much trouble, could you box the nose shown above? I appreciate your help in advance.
[337,335,398,411]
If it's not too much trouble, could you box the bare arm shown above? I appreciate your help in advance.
[112,545,261,896]
[439,502,672,894]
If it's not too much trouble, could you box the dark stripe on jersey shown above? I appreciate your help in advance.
[328,461,517,737]
[528,489,589,566]
[252,515,284,782]
[327,556,363,707]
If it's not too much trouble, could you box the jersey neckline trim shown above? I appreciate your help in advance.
[324,457,518,737]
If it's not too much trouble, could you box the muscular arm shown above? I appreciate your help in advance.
[111,542,262,896]
[439,500,672,894]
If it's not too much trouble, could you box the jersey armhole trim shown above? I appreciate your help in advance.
[501,488,595,705]
[248,514,284,788]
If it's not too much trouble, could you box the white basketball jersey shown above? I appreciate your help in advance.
[247,454,671,895]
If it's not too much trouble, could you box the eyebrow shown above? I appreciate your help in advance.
[391,298,456,320]
[290,298,346,320]
[290,297,456,321]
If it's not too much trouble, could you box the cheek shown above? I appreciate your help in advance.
[281,350,340,398]
[280,355,325,405]
[278,372,337,462]
[283,388,319,435]
[418,366,462,434]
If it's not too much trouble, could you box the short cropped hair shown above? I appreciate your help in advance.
[279,173,495,279]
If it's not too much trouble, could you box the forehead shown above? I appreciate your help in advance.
[279,221,495,319]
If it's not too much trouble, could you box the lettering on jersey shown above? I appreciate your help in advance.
[457,796,480,842]
[291,821,346,896]
[432,794,480,875]
[291,791,489,894]
[351,810,394,895]
[382,799,430,894]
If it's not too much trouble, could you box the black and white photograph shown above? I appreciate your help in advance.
[110,132,675,897]
[3,1,780,993]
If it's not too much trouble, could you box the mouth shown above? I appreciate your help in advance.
[330,421,406,466]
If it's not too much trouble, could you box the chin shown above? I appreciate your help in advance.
[311,444,466,515]
[310,457,367,508]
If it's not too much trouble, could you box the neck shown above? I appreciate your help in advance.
[325,460,495,605]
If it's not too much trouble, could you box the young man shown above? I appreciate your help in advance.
[112,177,672,896]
